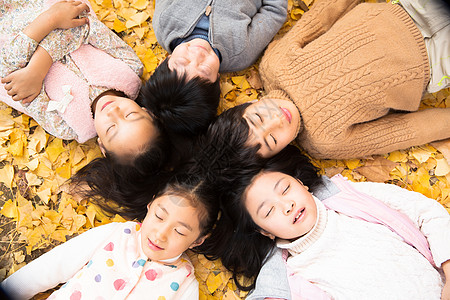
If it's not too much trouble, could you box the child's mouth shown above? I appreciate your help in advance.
[293,208,305,224]
[280,107,292,123]
[148,239,164,251]
[101,101,113,112]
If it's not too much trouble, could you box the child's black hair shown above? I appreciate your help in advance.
[70,59,222,218]
[198,145,322,290]
[70,133,173,220]
[138,59,220,139]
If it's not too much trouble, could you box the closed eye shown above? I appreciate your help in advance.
[283,184,290,195]
[270,134,277,145]
[106,124,115,134]
[265,207,273,218]
[155,213,162,220]
[256,113,263,123]
[175,229,186,236]
[176,57,189,66]
[126,112,136,118]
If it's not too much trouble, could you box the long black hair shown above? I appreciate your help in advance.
[138,59,220,138]
[198,145,322,290]
[70,133,172,220]
[70,59,222,218]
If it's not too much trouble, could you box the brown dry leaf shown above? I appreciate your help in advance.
[355,157,398,182]
[431,139,450,165]
[247,69,263,90]
[435,158,450,176]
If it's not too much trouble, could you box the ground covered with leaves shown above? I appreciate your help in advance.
[1,0,450,299]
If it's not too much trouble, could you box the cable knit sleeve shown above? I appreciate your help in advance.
[302,108,450,159]
[347,181,450,268]
[0,223,120,300]
[277,0,361,49]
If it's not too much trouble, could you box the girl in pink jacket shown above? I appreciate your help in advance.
[209,145,450,299]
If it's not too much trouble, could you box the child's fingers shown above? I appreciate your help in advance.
[1,75,11,84]
[74,2,90,14]
[22,94,36,104]
[71,17,89,27]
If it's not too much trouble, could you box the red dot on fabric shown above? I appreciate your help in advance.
[103,242,114,251]
[145,269,157,281]
[114,279,126,291]
[70,290,82,300]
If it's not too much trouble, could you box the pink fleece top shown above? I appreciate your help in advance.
[0,0,143,142]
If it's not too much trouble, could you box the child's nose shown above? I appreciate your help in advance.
[265,114,283,131]
[155,227,169,242]
[106,105,120,118]
[283,201,295,215]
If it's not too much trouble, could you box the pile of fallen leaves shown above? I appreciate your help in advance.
[0,0,449,299]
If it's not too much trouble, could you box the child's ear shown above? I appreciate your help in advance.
[259,229,276,240]
[296,178,308,190]
[189,234,209,249]
[97,138,106,157]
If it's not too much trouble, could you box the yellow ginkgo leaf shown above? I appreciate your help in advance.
[112,18,127,32]
[8,128,27,157]
[0,164,14,188]
[25,172,41,186]
[435,158,450,176]
[45,138,66,163]
[1,200,18,219]
[131,0,149,10]
[129,11,150,25]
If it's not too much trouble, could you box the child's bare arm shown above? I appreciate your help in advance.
[1,46,52,103]
[23,0,89,44]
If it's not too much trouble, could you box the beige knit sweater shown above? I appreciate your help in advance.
[259,0,450,159]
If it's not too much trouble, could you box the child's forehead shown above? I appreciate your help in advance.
[155,193,193,207]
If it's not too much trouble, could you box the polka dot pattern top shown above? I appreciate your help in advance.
[47,222,196,299]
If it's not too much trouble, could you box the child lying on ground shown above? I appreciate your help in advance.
[210,0,450,160]
[211,145,450,299]
[153,0,287,81]
[1,173,219,300]
[0,0,146,146]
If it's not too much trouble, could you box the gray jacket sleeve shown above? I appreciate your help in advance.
[215,0,288,72]
[153,0,287,73]
[246,248,292,300]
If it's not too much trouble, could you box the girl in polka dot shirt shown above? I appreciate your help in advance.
[1,174,219,300]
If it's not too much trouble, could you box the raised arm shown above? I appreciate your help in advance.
[1,1,90,103]
[241,0,287,62]
[281,0,361,48]
[246,249,291,300]
[1,223,119,299]
[0,0,90,76]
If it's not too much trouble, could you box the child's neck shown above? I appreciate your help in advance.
[157,254,183,264]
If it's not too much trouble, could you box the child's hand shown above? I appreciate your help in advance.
[44,0,90,30]
[1,67,43,104]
